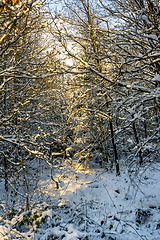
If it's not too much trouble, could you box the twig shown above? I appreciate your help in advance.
[103,184,116,208]
[11,228,28,239]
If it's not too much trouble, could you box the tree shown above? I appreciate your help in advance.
[97,0,160,167]
[49,0,121,174]
[0,0,59,210]
[49,0,160,174]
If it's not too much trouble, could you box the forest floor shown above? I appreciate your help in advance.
[0,159,160,240]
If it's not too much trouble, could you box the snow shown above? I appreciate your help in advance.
[0,225,11,240]
[144,34,159,41]
[39,227,65,240]
[153,75,160,83]
[0,161,160,239]
[141,15,151,25]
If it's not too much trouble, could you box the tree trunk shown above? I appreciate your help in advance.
[109,119,120,175]
[132,116,143,165]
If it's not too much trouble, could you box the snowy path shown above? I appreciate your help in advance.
[0,162,160,239]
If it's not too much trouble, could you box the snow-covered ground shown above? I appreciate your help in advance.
[0,160,160,240]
